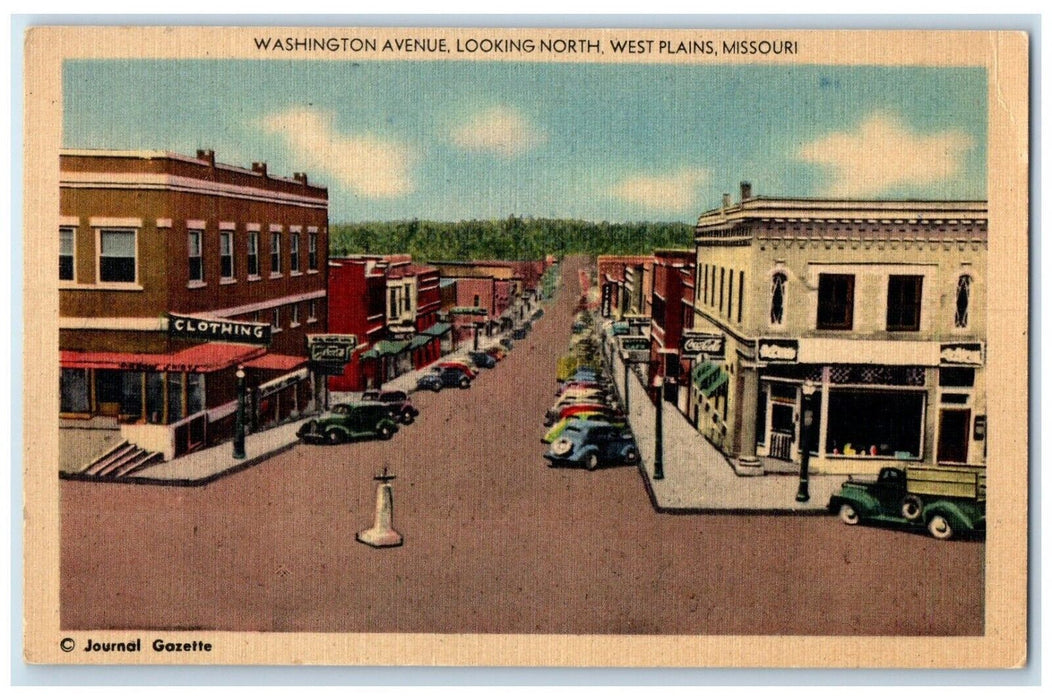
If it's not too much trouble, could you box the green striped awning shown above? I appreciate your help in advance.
[408,334,432,350]
[422,322,453,337]
[692,361,728,396]
[360,339,410,359]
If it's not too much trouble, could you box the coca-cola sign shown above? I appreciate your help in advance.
[681,332,724,357]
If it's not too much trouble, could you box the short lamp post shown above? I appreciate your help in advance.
[473,322,481,351]
[653,374,665,481]
[796,380,818,502]
[233,365,247,460]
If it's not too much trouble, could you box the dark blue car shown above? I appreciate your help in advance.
[544,420,640,470]
[417,367,472,391]
[467,351,497,369]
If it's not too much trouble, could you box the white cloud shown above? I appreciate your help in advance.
[259,107,412,198]
[607,168,710,212]
[450,106,544,157]
[798,113,972,198]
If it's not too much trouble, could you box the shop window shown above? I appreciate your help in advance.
[308,232,318,271]
[98,229,137,283]
[825,390,925,458]
[270,232,282,274]
[60,368,90,413]
[770,272,787,326]
[955,275,972,328]
[290,233,300,272]
[120,371,143,420]
[247,232,260,277]
[167,373,184,423]
[886,275,923,331]
[816,273,854,330]
[60,228,75,281]
[187,373,205,415]
[220,231,235,279]
[187,230,203,283]
[146,372,164,424]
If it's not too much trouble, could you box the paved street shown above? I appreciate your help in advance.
[60,255,984,636]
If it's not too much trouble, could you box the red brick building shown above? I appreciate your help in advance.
[646,249,696,409]
[59,149,329,463]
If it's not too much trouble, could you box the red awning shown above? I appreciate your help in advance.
[60,343,266,373]
[243,353,308,372]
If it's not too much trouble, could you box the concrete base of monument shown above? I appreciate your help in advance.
[355,527,404,548]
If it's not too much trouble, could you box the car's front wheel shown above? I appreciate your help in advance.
[400,411,415,425]
[458,377,471,389]
[325,428,343,445]
[927,513,955,540]
[838,503,861,525]
[624,448,639,465]
[430,383,442,392]
[378,424,394,440]
[585,453,599,471]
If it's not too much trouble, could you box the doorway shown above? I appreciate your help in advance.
[938,408,971,464]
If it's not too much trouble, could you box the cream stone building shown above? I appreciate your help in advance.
[690,183,987,476]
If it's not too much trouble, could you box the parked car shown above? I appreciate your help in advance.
[485,346,507,361]
[467,351,497,369]
[544,392,613,425]
[360,389,419,425]
[511,327,528,340]
[416,367,473,392]
[500,337,514,350]
[827,466,986,540]
[436,360,478,379]
[556,380,612,396]
[297,403,399,445]
[543,413,625,444]
[544,420,640,470]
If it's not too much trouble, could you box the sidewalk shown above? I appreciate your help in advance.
[68,305,536,487]
[604,336,843,513]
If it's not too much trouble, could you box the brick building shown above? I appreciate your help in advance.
[646,250,696,411]
[59,149,328,464]
[691,183,987,476]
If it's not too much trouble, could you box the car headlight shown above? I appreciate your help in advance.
[552,439,573,456]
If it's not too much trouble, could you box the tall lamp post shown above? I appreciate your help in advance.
[233,365,247,460]
[653,374,665,481]
[620,350,631,415]
[796,380,818,502]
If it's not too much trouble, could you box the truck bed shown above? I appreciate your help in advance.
[906,465,986,501]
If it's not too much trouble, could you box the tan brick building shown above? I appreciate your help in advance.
[692,184,987,476]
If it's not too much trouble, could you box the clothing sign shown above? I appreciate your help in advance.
[168,312,271,345]
[758,338,799,363]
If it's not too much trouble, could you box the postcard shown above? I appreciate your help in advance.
[21,25,1029,667]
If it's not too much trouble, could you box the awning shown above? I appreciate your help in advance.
[692,361,729,396]
[243,353,308,372]
[408,334,432,350]
[702,371,729,397]
[60,343,266,373]
[422,322,452,337]
[360,339,410,359]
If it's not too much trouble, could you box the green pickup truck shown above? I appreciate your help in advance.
[827,465,985,540]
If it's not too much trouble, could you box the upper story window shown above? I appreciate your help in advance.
[272,306,281,330]
[816,273,854,330]
[737,270,744,324]
[886,274,923,332]
[98,229,137,284]
[60,227,75,281]
[187,231,203,283]
[308,233,318,271]
[770,272,787,326]
[247,232,260,277]
[220,231,235,280]
[290,233,300,272]
[955,275,972,329]
[270,232,282,274]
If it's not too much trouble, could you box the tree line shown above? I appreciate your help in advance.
[330,217,695,260]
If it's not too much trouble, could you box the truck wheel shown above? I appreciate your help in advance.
[325,428,343,445]
[838,503,861,526]
[901,495,924,521]
[585,453,599,471]
[927,513,955,540]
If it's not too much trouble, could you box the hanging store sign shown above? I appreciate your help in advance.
[624,314,650,329]
[681,332,724,357]
[757,338,799,363]
[168,313,271,345]
[307,334,357,363]
[940,342,984,366]
[619,335,650,352]
[601,283,613,317]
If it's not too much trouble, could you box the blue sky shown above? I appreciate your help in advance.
[63,60,987,223]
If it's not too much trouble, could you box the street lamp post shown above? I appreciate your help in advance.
[620,351,631,414]
[653,374,665,481]
[233,365,247,460]
[796,380,818,502]
[473,322,481,351]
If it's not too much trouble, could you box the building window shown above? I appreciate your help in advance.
[98,229,137,283]
[60,228,75,281]
[247,232,260,277]
[727,269,734,320]
[167,372,184,423]
[816,273,854,330]
[886,274,923,332]
[737,270,744,324]
[702,264,708,305]
[825,390,925,459]
[308,299,317,322]
[60,368,90,413]
[955,275,972,328]
[270,232,281,274]
[290,303,300,326]
[187,231,203,283]
[718,268,725,312]
[473,294,480,308]
[308,233,318,271]
[187,374,205,415]
[290,233,300,272]
[272,307,281,330]
[220,231,234,280]
[770,272,787,326]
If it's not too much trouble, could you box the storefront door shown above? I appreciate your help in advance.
[938,409,971,464]
[764,383,798,462]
